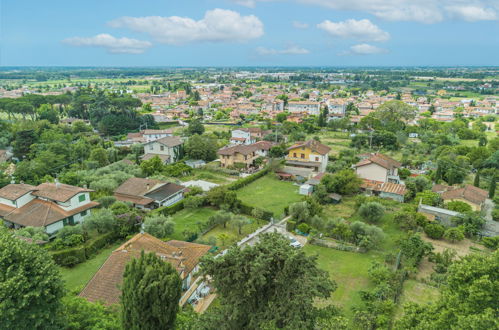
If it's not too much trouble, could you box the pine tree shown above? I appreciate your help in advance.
[121,251,182,330]
[474,170,480,187]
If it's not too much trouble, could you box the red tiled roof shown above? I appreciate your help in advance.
[32,183,93,202]
[355,153,401,170]
[441,184,488,205]
[0,184,36,201]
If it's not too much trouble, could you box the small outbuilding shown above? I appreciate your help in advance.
[299,184,313,196]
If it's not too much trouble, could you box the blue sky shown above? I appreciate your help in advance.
[1,0,498,66]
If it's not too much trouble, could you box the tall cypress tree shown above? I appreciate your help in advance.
[121,251,182,330]
[474,170,480,187]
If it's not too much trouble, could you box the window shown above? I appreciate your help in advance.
[301,154,305,159]
[293,153,297,157]
[160,146,164,151]
[81,210,88,217]
[78,194,86,203]
[315,157,319,162]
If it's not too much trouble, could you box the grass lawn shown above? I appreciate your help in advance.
[197,219,266,249]
[168,207,218,240]
[304,245,383,317]
[58,241,123,292]
[237,174,302,217]
[323,196,357,219]
[395,279,440,318]
[181,169,239,185]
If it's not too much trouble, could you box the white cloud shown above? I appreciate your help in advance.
[317,19,390,42]
[292,21,309,29]
[62,34,152,54]
[446,5,497,21]
[231,0,257,7]
[255,45,310,55]
[341,43,389,55]
[232,0,499,23]
[108,9,264,45]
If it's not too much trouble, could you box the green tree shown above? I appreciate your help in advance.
[121,251,182,330]
[61,295,120,330]
[184,134,217,161]
[140,156,164,176]
[200,233,336,329]
[443,227,465,243]
[396,251,499,329]
[445,200,472,213]
[359,202,385,223]
[82,209,117,234]
[0,227,65,329]
[321,169,362,195]
[230,215,251,235]
[186,118,205,136]
[424,223,445,239]
[89,147,109,167]
[143,215,174,238]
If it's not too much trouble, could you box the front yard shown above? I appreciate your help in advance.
[304,245,384,317]
[237,174,302,217]
[58,241,123,291]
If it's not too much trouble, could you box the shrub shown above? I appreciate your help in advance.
[286,220,296,231]
[82,209,117,234]
[443,227,465,243]
[492,209,499,222]
[445,201,472,213]
[157,200,185,216]
[85,231,118,257]
[13,226,49,241]
[226,167,270,190]
[97,196,116,208]
[184,196,205,209]
[482,236,499,250]
[143,215,175,238]
[51,246,86,267]
[359,202,385,223]
[297,223,311,234]
[109,201,131,215]
[57,225,84,241]
[424,223,445,239]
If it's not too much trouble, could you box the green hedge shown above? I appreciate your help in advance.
[51,246,87,267]
[227,167,270,191]
[51,231,119,267]
[156,200,185,216]
[239,202,273,220]
[287,220,296,231]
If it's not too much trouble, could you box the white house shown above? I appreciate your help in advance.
[143,136,183,164]
[0,182,99,235]
[230,129,255,145]
[354,153,401,184]
[288,101,321,115]
[142,129,173,142]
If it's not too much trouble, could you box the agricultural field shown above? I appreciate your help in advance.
[237,174,302,217]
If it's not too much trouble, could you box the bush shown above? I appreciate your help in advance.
[157,200,185,216]
[492,209,499,222]
[85,231,118,257]
[286,220,297,231]
[97,196,116,208]
[359,202,385,223]
[183,196,205,209]
[14,226,49,242]
[83,209,118,234]
[445,200,472,213]
[443,227,465,243]
[51,246,87,267]
[297,223,311,234]
[57,225,84,241]
[482,236,499,250]
[424,223,445,239]
[109,201,131,215]
[143,215,175,238]
[226,167,270,190]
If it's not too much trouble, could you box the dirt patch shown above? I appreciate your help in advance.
[421,234,483,257]
[416,257,435,280]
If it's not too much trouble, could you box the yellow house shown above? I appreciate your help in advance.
[286,140,331,172]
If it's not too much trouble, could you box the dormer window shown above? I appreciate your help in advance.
[78,194,86,203]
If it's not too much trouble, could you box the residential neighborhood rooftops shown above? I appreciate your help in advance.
[441,184,488,205]
[355,153,401,170]
[114,178,163,198]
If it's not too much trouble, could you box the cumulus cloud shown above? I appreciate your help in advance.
[446,5,497,21]
[108,9,264,44]
[341,43,389,55]
[232,0,499,23]
[231,0,257,7]
[62,34,152,54]
[317,19,390,42]
[255,45,310,55]
[292,21,309,29]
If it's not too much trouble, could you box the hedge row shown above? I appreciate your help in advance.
[156,200,185,216]
[227,167,270,191]
[239,202,274,221]
[50,231,118,267]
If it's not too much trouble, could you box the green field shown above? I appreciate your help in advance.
[58,241,123,291]
[237,174,302,217]
[181,169,239,185]
[304,245,383,316]
[168,207,218,240]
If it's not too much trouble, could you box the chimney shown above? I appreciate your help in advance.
[146,183,150,191]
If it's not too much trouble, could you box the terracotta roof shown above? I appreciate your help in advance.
[143,129,172,135]
[113,193,154,206]
[114,178,163,197]
[218,144,257,156]
[253,140,273,150]
[380,182,406,196]
[441,184,488,205]
[287,140,331,155]
[79,233,210,306]
[0,184,36,201]
[355,153,401,170]
[32,183,93,203]
[145,136,182,147]
[0,199,99,227]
